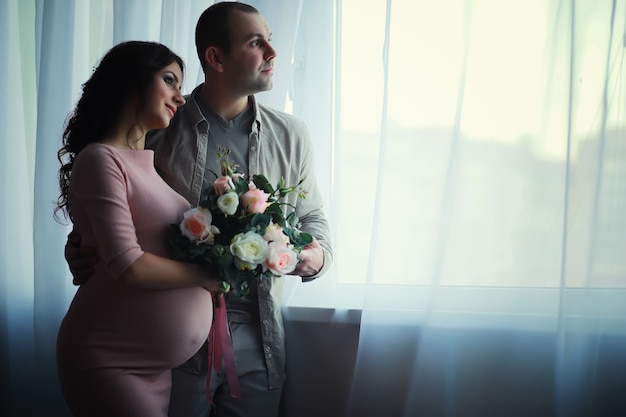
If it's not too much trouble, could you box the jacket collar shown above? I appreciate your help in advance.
[187,84,263,134]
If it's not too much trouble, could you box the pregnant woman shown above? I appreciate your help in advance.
[55,41,217,417]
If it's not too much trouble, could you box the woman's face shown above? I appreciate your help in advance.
[140,62,185,130]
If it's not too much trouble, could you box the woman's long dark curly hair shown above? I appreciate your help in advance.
[55,41,184,223]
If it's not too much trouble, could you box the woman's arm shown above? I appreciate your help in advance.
[70,145,217,291]
[120,252,219,291]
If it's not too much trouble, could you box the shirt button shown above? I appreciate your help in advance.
[265,346,272,353]
[250,146,256,151]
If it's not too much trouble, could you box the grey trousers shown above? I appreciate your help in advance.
[168,322,283,417]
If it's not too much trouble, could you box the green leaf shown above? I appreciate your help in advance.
[218,253,233,268]
[210,244,226,257]
[219,280,231,293]
[250,213,271,234]
[252,175,274,194]
[233,175,249,194]
[286,211,299,228]
[286,228,313,247]
[264,203,285,226]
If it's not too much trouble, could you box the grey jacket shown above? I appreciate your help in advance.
[146,85,333,388]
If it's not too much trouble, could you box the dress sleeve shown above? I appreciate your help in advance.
[70,147,144,277]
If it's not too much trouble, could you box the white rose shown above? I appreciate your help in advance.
[263,222,290,245]
[230,231,268,270]
[217,191,239,215]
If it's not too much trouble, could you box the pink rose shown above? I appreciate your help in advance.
[213,173,245,196]
[264,242,298,276]
[241,188,270,214]
[180,207,219,245]
[213,176,232,196]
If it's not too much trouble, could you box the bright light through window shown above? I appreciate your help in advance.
[330,0,626,289]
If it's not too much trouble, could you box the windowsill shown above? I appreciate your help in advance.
[283,281,626,334]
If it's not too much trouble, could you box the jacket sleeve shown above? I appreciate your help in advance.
[292,121,333,281]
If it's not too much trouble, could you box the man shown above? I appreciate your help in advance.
[65,3,332,417]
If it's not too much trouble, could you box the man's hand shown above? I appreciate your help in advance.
[292,237,324,278]
[65,230,99,285]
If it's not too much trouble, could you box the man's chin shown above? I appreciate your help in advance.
[246,81,274,96]
[259,82,273,92]
[256,78,273,91]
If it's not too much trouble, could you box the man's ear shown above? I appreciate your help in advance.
[205,46,224,73]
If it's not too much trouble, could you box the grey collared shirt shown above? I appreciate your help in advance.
[146,85,333,388]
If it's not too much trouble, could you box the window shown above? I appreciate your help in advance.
[288,0,626,311]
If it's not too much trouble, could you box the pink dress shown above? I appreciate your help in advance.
[56,143,213,417]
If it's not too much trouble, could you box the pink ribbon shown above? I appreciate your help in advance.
[206,293,241,402]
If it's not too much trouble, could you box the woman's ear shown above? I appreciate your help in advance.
[204,46,224,73]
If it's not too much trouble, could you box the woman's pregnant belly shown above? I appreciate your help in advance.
[58,280,214,371]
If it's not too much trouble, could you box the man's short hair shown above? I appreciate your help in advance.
[195,2,260,73]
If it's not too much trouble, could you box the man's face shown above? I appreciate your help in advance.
[221,10,277,96]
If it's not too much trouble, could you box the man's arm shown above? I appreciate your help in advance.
[290,122,333,281]
[65,230,99,285]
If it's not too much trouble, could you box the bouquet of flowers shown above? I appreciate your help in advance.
[168,147,312,297]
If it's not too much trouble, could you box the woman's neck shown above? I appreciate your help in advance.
[101,124,146,150]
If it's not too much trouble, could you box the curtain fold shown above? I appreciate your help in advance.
[1,1,37,415]
[329,1,626,416]
[33,4,76,410]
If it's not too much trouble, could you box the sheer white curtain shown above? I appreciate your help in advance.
[3,0,626,416]
[285,0,626,415]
